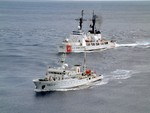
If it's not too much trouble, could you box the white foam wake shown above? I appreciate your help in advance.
[111,69,132,80]
[116,43,138,47]
[91,69,133,87]
[92,80,108,86]
[116,41,150,48]
[104,69,138,83]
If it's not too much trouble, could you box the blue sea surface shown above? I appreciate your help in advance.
[0,1,150,113]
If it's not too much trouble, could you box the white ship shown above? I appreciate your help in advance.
[33,53,103,92]
[58,10,116,53]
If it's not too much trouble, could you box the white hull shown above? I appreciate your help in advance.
[58,42,116,53]
[33,75,102,92]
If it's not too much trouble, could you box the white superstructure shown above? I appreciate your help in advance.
[58,10,116,53]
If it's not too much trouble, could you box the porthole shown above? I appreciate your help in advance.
[42,85,45,89]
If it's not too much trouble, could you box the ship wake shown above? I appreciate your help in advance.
[94,69,138,86]
[116,41,150,48]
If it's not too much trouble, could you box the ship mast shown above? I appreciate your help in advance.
[75,10,86,30]
[60,53,66,65]
[89,10,101,34]
[89,10,96,34]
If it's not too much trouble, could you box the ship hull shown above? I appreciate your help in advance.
[33,75,102,92]
[58,42,116,53]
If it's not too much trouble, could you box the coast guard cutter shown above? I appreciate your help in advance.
[58,10,116,53]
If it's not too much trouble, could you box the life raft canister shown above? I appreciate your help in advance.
[66,45,72,53]
[86,70,91,75]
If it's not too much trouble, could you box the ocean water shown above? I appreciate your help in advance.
[0,1,150,113]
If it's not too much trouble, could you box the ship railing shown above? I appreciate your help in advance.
[86,40,110,46]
